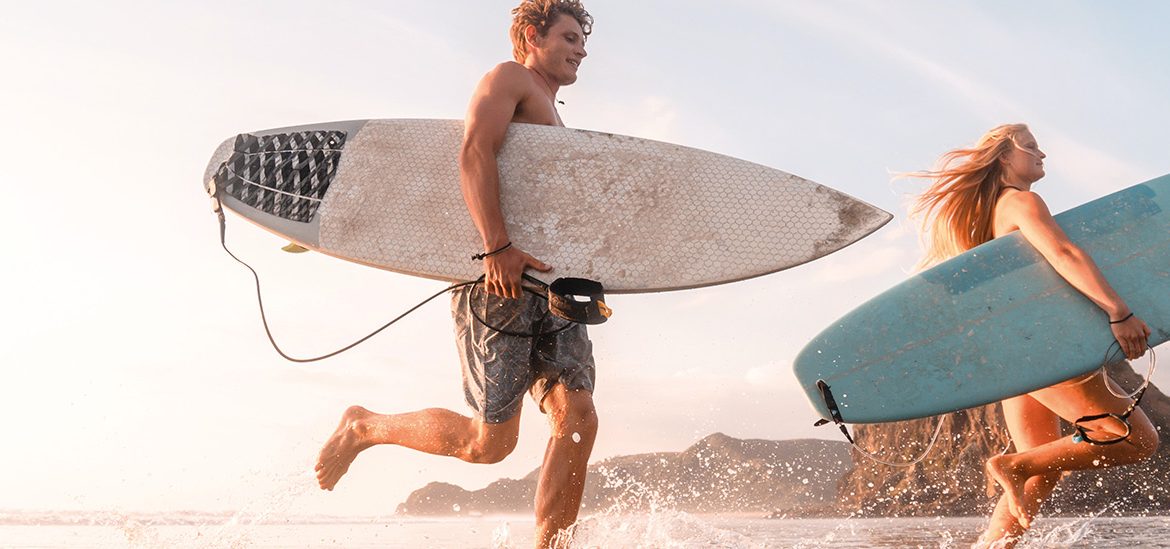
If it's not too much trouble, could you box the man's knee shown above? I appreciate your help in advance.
[547,390,598,440]
[463,420,520,464]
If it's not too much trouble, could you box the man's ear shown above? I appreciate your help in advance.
[524,24,539,48]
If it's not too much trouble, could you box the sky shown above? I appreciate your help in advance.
[3,0,1169,518]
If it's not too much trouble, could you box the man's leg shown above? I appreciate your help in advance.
[315,404,521,490]
[533,385,598,548]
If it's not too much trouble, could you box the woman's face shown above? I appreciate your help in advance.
[1001,130,1047,185]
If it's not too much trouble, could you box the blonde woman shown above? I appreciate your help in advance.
[909,124,1158,547]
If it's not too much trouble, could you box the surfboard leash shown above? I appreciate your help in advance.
[212,193,474,362]
[1071,343,1157,445]
[813,380,949,468]
[208,189,603,363]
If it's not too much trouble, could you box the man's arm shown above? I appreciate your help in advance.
[459,63,551,299]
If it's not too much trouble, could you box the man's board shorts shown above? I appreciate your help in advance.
[451,284,596,424]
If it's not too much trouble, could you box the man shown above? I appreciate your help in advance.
[315,2,598,546]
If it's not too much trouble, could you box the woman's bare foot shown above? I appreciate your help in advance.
[985,455,1031,529]
[971,533,1019,549]
[316,406,376,490]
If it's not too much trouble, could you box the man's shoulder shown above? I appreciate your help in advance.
[473,62,537,102]
[483,61,532,83]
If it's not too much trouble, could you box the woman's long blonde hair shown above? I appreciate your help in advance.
[908,123,1032,268]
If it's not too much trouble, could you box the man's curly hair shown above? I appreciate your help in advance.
[510,0,593,62]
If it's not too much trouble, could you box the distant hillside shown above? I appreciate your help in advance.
[397,434,851,516]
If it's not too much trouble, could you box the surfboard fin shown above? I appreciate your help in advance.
[282,242,309,253]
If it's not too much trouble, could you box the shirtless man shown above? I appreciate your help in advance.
[315,2,598,546]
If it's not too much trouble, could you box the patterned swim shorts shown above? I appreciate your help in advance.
[451,284,596,424]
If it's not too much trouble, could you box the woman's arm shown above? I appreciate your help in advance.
[999,191,1151,359]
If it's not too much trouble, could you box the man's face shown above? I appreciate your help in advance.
[529,14,587,85]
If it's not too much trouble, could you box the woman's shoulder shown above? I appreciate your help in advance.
[998,189,1050,213]
[995,189,1055,233]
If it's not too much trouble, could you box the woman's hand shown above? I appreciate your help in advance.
[1111,313,1152,360]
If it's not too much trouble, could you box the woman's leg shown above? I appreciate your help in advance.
[977,394,1062,547]
[985,372,1159,529]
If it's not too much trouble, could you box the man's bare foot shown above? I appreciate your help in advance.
[316,406,375,490]
[985,455,1030,529]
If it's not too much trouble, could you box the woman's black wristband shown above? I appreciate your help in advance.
[1109,312,1135,325]
[472,241,512,261]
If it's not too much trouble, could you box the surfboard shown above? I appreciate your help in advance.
[793,175,1170,424]
[202,119,891,293]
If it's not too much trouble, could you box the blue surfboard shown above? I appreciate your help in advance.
[793,174,1170,424]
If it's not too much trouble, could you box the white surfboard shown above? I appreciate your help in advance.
[203,119,891,293]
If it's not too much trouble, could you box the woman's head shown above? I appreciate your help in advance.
[945,123,1043,186]
[908,124,1045,267]
[998,127,1046,186]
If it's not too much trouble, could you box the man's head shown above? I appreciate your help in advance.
[510,0,592,84]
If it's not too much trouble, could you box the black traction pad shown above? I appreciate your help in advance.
[214,130,347,223]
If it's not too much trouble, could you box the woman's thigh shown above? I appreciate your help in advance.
[1029,371,1149,439]
[1001,393,1062,450]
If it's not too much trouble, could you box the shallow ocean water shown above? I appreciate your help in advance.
[4,512,1170,548]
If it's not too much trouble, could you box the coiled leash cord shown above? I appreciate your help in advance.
[1070,342,1157,445]
[211,194,605,364]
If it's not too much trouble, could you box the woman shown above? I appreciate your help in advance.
[909,124,1158,547]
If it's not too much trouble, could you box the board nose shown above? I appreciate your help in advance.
[203,137,235,194]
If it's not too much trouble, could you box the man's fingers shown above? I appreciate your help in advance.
[486,272,520,299]
[481,249,544,300]
[485,279,522,299]
[487,273,507,297]
[518,250,551,272]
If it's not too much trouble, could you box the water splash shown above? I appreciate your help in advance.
[192,468,317,548]
[492,521,512,548]
[538,465,762,548]
[565,509,759,548]
[1012,506,1111,549]
[107,465,320,548]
